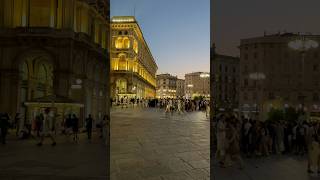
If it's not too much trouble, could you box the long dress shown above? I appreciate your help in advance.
[216,120,226,160]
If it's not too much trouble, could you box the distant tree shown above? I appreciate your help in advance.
[267,108,284,122]
[284,107,299,122]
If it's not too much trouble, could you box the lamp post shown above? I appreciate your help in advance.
[288,36,319,112]
[249,72,266,120]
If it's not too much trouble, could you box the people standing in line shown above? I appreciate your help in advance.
[0,113,10,144]
[85,114,93,140]
[72,114,79,142]
[37,108,56,146]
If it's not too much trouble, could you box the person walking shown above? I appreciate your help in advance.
[35,113,44,137]
[37,108,56,146]
[0,113,10,144]
[216,115,227,167]
[64,114,72,136]
[72,114,79,142]
[177,99,183,114]
[226,120,244,169]
[85,114,93,140]
[14,113,21,136]
[308,134,320,174]
[206,101,210,118]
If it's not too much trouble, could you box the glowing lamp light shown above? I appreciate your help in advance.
[112,17,135,23]
[187,84,194,88]
[288,39,319,51]
[249,72,266,80]
[200,73,210,78]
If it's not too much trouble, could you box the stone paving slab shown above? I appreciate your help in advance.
[0,132,107,179]
[212,155,319,180]
[110,108,210,180]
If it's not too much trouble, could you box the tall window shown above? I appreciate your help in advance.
[29,0,53,27]
[118,55,127,70]
[123,37,130,48]
[133,39,138,53]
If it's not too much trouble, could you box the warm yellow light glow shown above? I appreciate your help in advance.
[111,17,135,23]
[133,39,138,53]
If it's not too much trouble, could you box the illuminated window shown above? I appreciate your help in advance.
[116,79,127,94]
[123,37,130,48]
[118,54,127,70]
[29,0,53,27]
[115,37,123,48]
[133,40,138,53]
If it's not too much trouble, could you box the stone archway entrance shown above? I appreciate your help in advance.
[18,53,54,124]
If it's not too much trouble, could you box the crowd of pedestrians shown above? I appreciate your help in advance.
[112,96,211,117]
[214,113,320,173]
[0,109,108,146]
[158,98,210,117]
[112,96,210,116]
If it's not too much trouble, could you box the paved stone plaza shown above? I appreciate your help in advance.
[0,132,107,180]
[213,155,319,180]
[111,107,319,180]
[111,108,210,180]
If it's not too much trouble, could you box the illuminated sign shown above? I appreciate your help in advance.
[112,17,135,23]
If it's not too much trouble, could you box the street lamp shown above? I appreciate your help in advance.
[249,72,266,120]
[288,36,319,112]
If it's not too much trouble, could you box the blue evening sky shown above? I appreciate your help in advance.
[111,0,210,79]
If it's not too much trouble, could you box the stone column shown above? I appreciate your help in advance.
[0,69,19,117]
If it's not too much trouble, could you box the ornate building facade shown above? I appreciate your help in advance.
[239,33,320,119]
[185,72,210,99]
[212,53,239,111]
[156,73,177,99]
[176,79,185,98]
[110,16,157,100]
[0,0,110,126]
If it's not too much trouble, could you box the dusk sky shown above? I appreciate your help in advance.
[111,0,210,79]
[213,0,320,57]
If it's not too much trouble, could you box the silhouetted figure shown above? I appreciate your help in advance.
[0,113,10,144]
[72,114,79,142]
[37,108,56,146]
[86,114,93,140]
